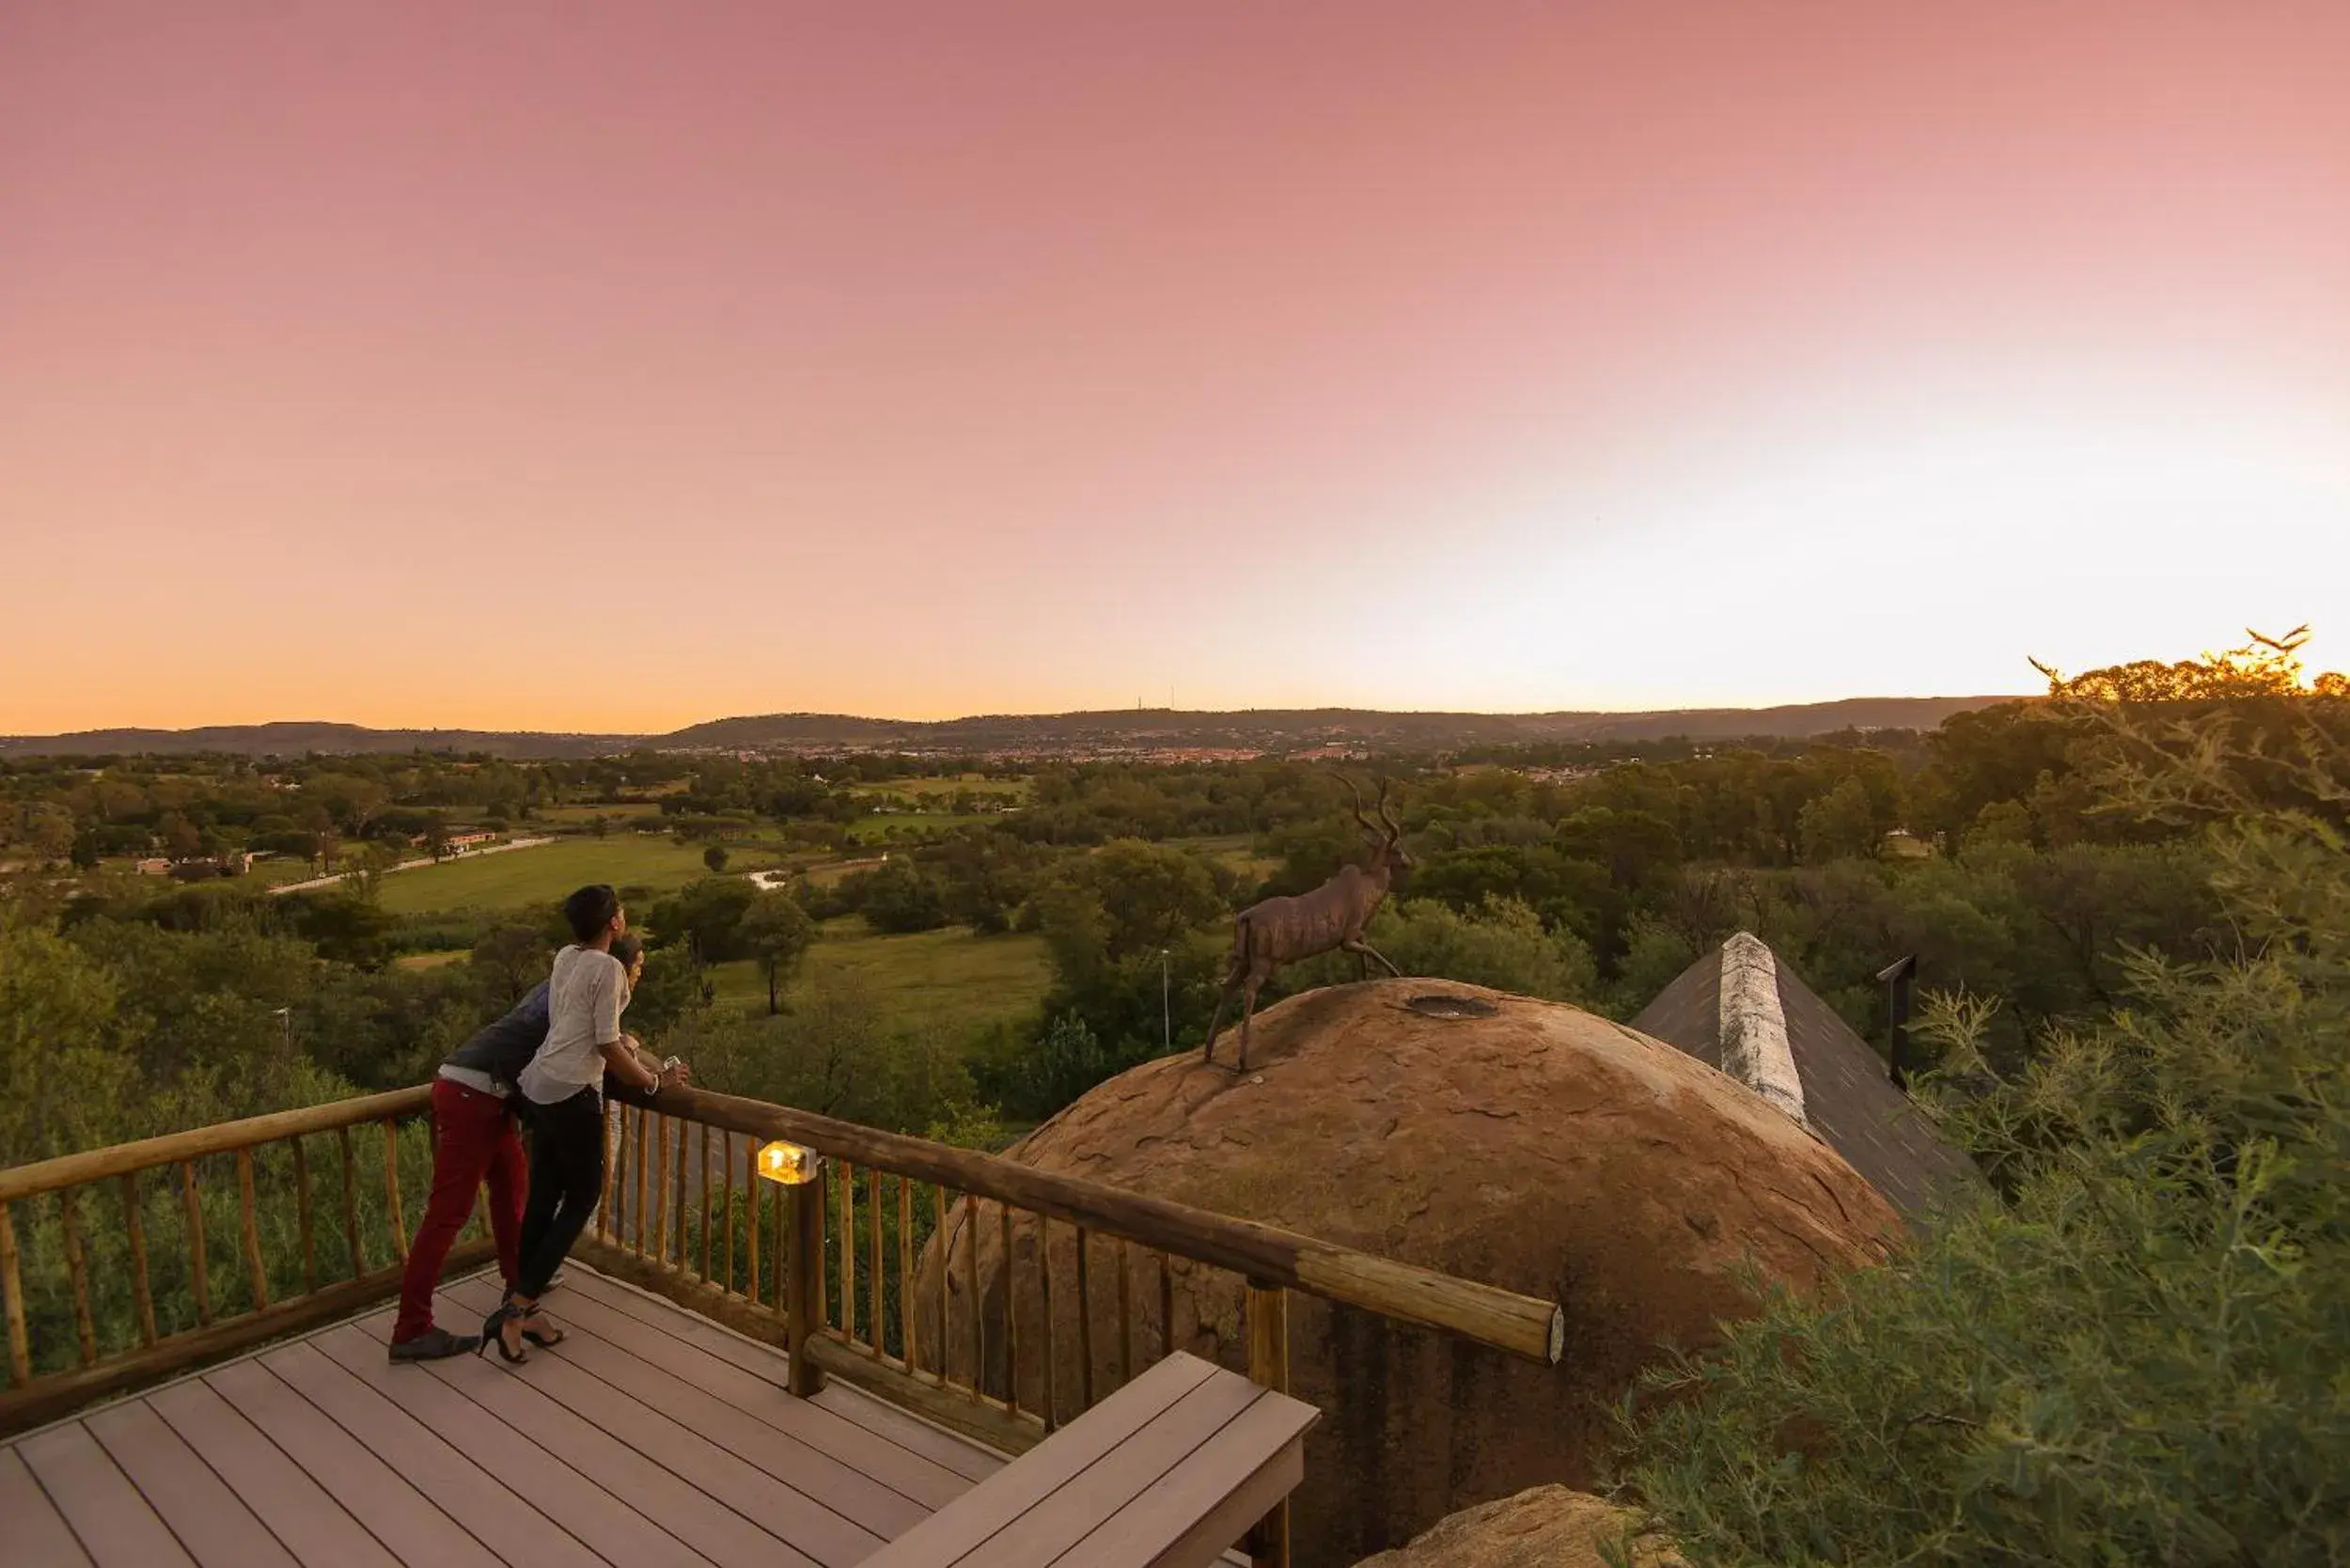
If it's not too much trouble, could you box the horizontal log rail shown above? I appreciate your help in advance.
[608,1082,1565,1365]
[0,1086,470,1436]
[0,1087,431,1204]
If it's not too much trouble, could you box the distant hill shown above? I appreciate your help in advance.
[0,721,639,760]
[0,696,2025,760]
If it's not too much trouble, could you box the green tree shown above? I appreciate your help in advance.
[1796,776,1878,862]
[703,843,729,874]
[1613,640,2350,1566]
[737,894,817,1015]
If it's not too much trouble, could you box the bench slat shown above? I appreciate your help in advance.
[860,1352,1215,1567]
[1054,1394,1316,1568]
[953,1374,1269,1568]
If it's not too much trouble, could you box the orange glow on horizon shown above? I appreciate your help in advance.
[4,2,2346,734]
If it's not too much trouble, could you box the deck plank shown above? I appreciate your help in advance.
[258,1341,609,1568]
[559,1271,1003,1483]
[0,1447,97,1568]
[953,1374,1266,1568]
[146,1378,403,1568]
[12,1422,196,1568]
[859,1353,1216,1568]
[396,1315,883,1568]
[2,1262,1008,1568]
[307,1325,718,1568]
[202,1358,505,1568]
[440,1275,932,1539]
[84,1400,299,1568]
[382,1331,820,1568]
[448,1273,970,1507]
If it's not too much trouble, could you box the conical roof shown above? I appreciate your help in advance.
[1631,933,1982,1223]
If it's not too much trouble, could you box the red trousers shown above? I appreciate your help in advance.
[392,1077,525,1343]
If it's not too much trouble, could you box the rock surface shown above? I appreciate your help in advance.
[915,980,1898,1566]
[1350,1485,1685,1568]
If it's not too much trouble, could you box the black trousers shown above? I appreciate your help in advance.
[514,1087,603,1298]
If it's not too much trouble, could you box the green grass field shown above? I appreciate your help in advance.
[375,834,789,915]
[707,917,1052,1035]
[1167,834,1283,886]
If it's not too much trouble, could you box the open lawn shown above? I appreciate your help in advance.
[707,917,1052,1036]
[1167,834,1282,886]
[375,833,790,914]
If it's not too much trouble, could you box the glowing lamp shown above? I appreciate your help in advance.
[756,1139,821,1185]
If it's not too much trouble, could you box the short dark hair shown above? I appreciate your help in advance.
[562,884,619,943]
[612,935,644,969]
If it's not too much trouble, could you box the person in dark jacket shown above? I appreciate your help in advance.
[387,937,643,1359]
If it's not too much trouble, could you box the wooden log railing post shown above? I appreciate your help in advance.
[866,1168,882,1355]
[180,1161,211,1326]
[235,1149,269,1311]
[121,1174,156,1348]
[1000,1202,1018,1419]
[0,1202,30,1386]
[381,1120,407,1262]
[838,1160,856,1342]
[60,1188,96,1367]
[963,1194,980,1404]
[1038,1213,1057,1432]
[634,1104,649,1259]
[785,1173,825,1398]
[290,1137,316,1294]
[719,1133,738,1297]
[740,1137,754,1301]
[652,1112,670,1267]
[896,1177,914,1372]
[1246,1279,1292,1568]
[698,1122,713,1285]
[337,1128,363,1279]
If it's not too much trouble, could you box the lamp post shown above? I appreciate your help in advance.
[756,1138,827,1394]
[272,1007,292,1054]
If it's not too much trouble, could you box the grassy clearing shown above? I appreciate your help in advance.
[1167,834,1282,886]
[393,949,466,970]
[706,917,1052,1036]
[376,834,789,915]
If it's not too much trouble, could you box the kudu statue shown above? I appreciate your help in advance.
[1202,774,1413,1074]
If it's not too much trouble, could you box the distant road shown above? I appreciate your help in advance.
[270,835,556,896]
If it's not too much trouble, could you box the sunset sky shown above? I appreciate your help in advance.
[4,1,2346,733]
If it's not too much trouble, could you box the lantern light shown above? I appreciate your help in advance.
[756,1139,821,1185]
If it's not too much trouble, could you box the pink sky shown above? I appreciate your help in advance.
[5,1,2347,732]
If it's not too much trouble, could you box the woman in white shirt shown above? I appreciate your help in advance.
[484,884,686,1361]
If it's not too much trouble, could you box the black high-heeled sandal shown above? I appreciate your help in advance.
[478,1304,527,1362]
[500,1290,565,1348]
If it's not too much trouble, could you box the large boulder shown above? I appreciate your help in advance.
[1351,1485,1685,1568]
[916,980,1897,1565]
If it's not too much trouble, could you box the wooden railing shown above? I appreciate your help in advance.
[1,1081,1563,1568]
[586,1084,1564,1568]
[0,1086,493,1436]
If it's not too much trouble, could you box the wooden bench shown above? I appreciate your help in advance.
[859,1351,1319,1568]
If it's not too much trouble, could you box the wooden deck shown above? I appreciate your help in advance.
[0,1263,1008,1568]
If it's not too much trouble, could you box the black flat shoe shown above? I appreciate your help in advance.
[389,1326,480,1362]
